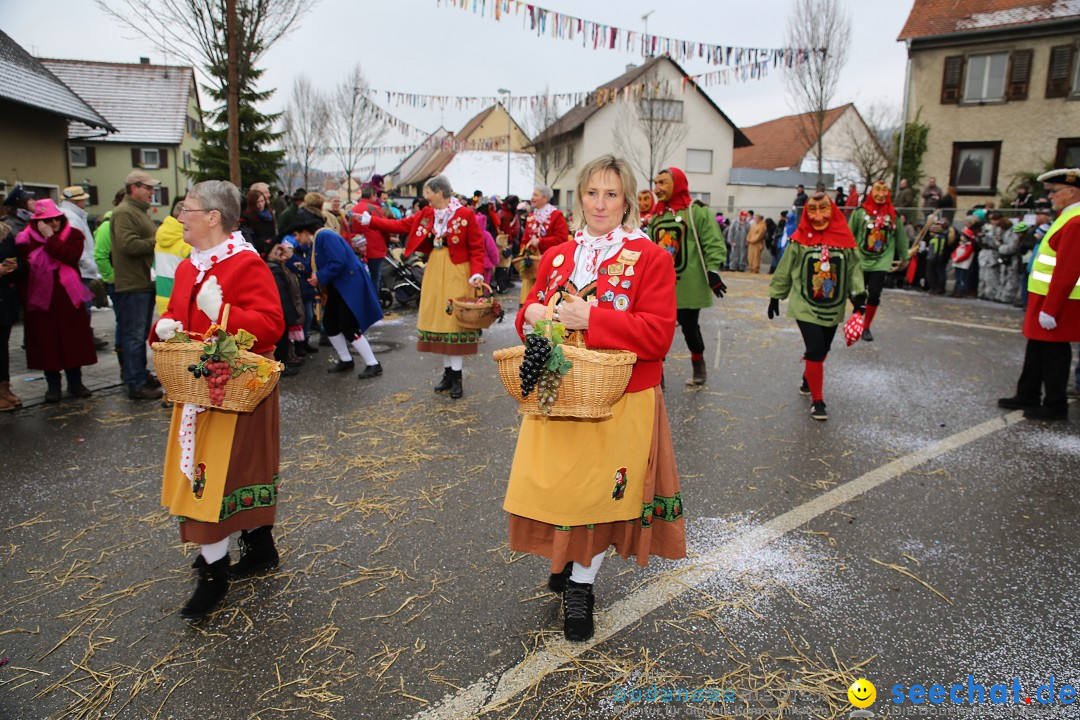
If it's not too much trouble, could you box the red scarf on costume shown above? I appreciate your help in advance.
[790,200,856,249]
[861,189,897,221]
[653,167,691,215]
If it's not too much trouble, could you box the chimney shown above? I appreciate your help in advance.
[139,57,150,65]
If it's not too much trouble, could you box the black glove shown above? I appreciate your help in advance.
[707,270,727,298]
[851,293,867,311]
[767,298,780,320]
[853,305,866,316]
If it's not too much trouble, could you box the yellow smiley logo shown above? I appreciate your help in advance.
[848,679,876,708]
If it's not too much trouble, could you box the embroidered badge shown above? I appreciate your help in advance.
[811,247,838,300]
[611,467,628,499]
[614,294,630,310]
[552,254,565,268]
[608,262,625,276]
[617,249,641,265]
[625,266,635,276]
[600,290,615,302]
[193,463,207,499]
[608,276,619,286]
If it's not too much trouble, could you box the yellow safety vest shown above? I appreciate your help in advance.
[1027,206,1080,298]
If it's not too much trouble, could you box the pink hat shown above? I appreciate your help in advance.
[30,198,64,221]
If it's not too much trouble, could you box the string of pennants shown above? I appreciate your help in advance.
[363,59,785,118]
[436,0,816,69]
[317,135,520,159]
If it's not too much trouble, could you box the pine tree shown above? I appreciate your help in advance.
[187,4,284,186]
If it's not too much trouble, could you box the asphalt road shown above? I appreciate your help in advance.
[1,274,1077,720]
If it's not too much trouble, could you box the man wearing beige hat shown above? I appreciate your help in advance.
[998,168,1080,421]
[60,185,110,350]
[111,170,164,399]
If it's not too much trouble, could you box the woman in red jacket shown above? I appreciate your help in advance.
[519,184,570,302]
[505,155,684,642]
[151,180,285,619]
[359,175,485,399]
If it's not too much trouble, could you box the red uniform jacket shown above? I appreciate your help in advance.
[348,199,388,259]
[523,208,570,254]
[1024,213,1080,342]
[369,205,485,278]
[515,237,676,393]
[151,251,284,356]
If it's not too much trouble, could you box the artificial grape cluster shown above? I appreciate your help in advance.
[535,369,563,414]
[187,350,232,406]
[518,335,551,397]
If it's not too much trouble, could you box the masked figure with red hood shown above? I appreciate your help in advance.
[768,192,866,421]
[637,189,657,230]
[648,167,727,385]
[850,180,909,342]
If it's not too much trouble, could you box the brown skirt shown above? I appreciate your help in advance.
[508,389,685,571]
[178,385,281,545]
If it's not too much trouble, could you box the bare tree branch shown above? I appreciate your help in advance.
[844,100,899,188]
[612,83,688,185]
[782,0,852,184]
[279,75,330,192]
[527,88,573,187]
[326,64,388,195]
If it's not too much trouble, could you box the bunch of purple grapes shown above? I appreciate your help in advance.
[519,334,551,397]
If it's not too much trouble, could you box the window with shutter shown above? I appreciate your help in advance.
[159,148,169,169]
[941,56,964,103]
[86,147,96,167]
[1046,45,1075,98]
[70,147,88,167]
[963,52,1009,102]
[131,147,141,167]
[87,186,99,206]
[1006,49,1032,101]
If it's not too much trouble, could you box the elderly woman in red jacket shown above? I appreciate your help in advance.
[358,174,485,399]
[506,155,684,642]
[14,199,96,402]
[519,183,570,302]
[151,180,284,619]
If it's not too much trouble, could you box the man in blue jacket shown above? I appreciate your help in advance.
[288,209,384,379]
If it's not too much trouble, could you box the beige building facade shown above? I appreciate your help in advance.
[899,0,1080,208]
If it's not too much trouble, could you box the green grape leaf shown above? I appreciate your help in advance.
[559,359,573,375]
[234,329,256,351]
[165,332,193,344]
[545,346,564,371]
[215,332,239,364]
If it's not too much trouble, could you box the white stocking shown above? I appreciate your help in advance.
[200,537,230,564]
[570,549,606,585]
[351,335,377,366]
[328,333,352,362]
[449,355,463,372]
[442,355,453,369]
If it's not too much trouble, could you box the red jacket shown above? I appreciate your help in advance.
[348,198,388,259]
[523,208,570,254]
[370,205,485,278]
[515,237,676,392]
[1024,213,1080,342]
[151,250,284,356]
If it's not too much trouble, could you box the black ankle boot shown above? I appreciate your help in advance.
[563,579,595,641]
[230,526,280,578]
[449,369,463,399]
[548,562,573,593]
[180,555,230,619]
[433,367,453,392]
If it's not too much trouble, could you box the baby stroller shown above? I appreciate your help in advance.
[381,245,425,308]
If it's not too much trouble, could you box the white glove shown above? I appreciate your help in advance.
[359,211,372,226]
[156,318,183,341]
[196,276,223,323]
[468,273,484,287]
[1039,311,1057,330]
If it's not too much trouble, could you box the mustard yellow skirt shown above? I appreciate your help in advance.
[417,248,479,355]
[506,388,685,569]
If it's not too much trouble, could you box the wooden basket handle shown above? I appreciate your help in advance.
[220,303,231,330]
[474,281,493,299]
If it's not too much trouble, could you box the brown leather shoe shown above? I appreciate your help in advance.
[129,384,164,400]
[687,357,707,385]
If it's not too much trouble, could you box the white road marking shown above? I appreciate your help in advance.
[910,316,1021,333]
[714,326,722,369]
[410,410,1026,719]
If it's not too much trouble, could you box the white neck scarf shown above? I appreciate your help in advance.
[570,225,644,288]
[189,231,259,284]
[531,203,555,230]
[433,197,463,239]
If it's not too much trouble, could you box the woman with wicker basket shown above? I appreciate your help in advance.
[504,155,684,642]
[358,175,485,399]
[518,184,570,303]
[150,181,285,619]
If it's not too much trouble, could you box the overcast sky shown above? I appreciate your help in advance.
[6,0,916,172]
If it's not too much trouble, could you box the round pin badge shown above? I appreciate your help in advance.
[613,294,630,311]
[552,254,565,268]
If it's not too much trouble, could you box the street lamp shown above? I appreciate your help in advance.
[498,88,511,196]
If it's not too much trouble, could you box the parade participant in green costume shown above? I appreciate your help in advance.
[768,192,866,421]
[849,180,908,342]
[648,167,727,385]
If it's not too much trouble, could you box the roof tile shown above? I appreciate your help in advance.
[733,106,850,171]
[898,0,1080,40]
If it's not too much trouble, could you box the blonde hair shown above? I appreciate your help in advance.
[571,155,640,232]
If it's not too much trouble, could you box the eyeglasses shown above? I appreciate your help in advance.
[135,182,157,190]
[178,206,213,216]
[1045,187,1069,196]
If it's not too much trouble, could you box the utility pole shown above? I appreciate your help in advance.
[642,10,654,57]
[226,0,241,187]
[498,89,511,196]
